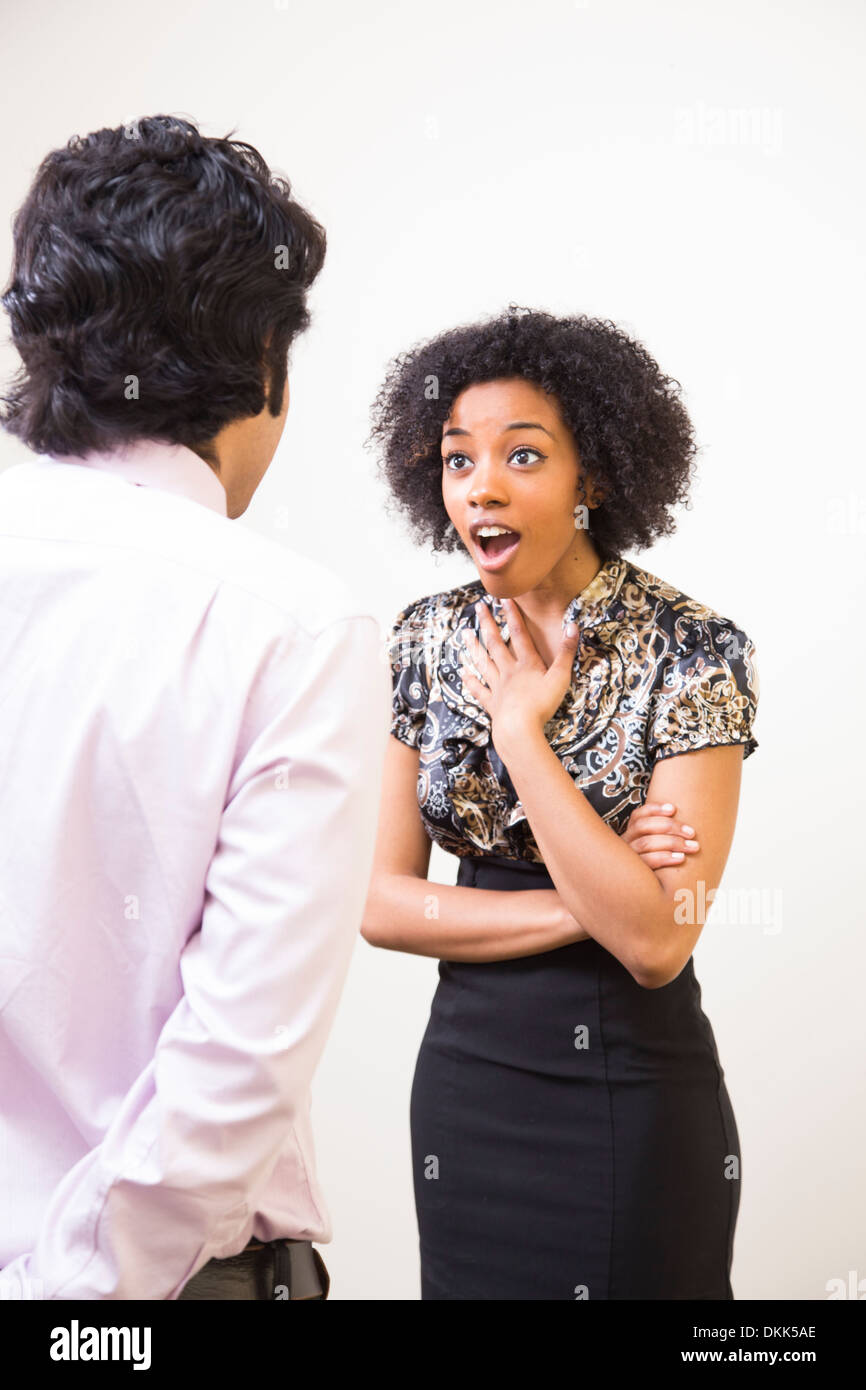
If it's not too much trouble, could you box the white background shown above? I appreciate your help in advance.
[1,0,863,1300]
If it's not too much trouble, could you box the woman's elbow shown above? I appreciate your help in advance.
[631,935,690,989]
[360,873,402,948]
[632,958,679,990]
[360,881,385,946]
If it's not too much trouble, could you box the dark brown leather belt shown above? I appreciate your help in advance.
[178,1237,330,1300]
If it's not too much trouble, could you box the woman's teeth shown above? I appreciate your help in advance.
[476,526,513,539]
[474,527,521,566]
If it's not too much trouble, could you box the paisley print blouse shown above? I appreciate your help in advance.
[387,554,759,863]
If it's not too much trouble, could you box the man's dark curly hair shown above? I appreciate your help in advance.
[0,114,326,462]
[368,304,699,562]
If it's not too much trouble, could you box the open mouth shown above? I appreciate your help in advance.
[472,528,521,569]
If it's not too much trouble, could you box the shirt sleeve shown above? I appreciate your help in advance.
[387,597,430,750]
[0,613,390,1300]
[646,615,759,765]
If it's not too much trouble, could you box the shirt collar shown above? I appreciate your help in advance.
[486,554,628,632]
[561,554,629,630]
[36,439,228,516]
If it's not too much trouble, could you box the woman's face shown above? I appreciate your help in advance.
[440,377,600,598]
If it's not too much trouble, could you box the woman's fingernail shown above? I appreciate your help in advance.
[662,803,675,812]
[681,824,695,836]
[684,840,699,850]
[670,851,684,860]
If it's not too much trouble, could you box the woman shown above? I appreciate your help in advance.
[363,306,759,1300]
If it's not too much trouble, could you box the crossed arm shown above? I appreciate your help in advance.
[362,732,744,986]
[492,724,744,988]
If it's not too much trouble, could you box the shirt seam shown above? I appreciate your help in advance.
[651,734,757,764]
[48,1139,156,1298]
[0,529,377,643]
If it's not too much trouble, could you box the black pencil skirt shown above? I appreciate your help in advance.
[409,853,741,1300]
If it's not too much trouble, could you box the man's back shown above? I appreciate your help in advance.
[0,443,389,1298]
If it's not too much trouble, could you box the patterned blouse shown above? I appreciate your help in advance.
[387,554,759,863]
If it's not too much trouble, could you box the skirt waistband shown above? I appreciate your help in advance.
[457,853,555,890]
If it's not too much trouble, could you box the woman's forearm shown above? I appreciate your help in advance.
[361,873,589,961]
[495,722,668,981]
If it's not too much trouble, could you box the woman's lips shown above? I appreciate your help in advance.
[472,532,521,572]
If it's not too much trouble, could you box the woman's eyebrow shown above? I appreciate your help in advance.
[442,421,554,439]
[502,421,554,437]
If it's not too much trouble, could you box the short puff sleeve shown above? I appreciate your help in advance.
[387,596,431,750]
[647,616,759,764]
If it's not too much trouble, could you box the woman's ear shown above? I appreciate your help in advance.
[578,478,607,510]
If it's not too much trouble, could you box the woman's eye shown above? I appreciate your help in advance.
[444,447,544,471]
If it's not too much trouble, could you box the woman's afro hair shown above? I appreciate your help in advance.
[368,304,699,561]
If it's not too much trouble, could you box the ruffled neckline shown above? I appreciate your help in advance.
[479,555,630,640]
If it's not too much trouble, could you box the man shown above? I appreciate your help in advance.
[0,115,389,1299]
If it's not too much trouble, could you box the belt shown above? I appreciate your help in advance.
[178,1237,330,1300]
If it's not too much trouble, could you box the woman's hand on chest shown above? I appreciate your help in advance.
[459,598,581,748]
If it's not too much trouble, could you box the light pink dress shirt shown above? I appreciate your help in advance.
[0,440,389,1299]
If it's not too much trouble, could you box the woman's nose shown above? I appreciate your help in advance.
[467,466,508,506]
